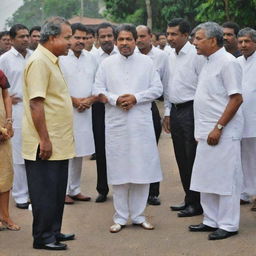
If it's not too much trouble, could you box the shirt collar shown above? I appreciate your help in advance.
[68,49,86,58]
[244,50,256,62]
[118,51,136,60]
[207,47,225,61]
[10,46,30,58]
[98,45,118,57]
[38,44,58,64]
[178,41,192,55]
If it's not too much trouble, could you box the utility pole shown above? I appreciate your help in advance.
[145,0,152,29]
[80,0,84,18]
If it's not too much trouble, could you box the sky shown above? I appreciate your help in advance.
[0,0,23,30]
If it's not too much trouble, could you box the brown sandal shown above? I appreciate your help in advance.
[2,220,20,231]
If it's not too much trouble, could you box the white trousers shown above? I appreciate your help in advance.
[66,157,83,196]
[12,163,29,203]
[201,187,240,232]
[241,138,256,197]
[112,183,150,225]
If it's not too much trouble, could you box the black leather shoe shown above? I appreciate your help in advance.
[240,199,250,205]
[33,242,67,250]
[189,223,217,232]
[16,202,29,209]
[90,153,96,160]
[56,233,75,242]
[178,205,203,217]
[208,228,238,240]
[95,194,107,203]
[148,196,161,205]
[170,202,186,211]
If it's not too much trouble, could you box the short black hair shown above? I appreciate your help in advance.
[71,23,87,35]
[96,22,115,37]
[116,24,137,40]
[0,31,10,39]
[9,24,29,39]
[156,32,166,40]
[168,18,191,34]
[222,21,240,36]
[84,27,95,37]
[29,26,41,36]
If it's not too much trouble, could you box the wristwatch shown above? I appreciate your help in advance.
[216,123,224,130]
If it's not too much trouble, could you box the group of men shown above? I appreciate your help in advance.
[0,15,255,251]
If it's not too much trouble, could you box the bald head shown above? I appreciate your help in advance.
[136,25,152,54]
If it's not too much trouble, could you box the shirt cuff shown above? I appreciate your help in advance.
[164,107,171,116]
[108,93,119,106]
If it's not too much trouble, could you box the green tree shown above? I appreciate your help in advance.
[6,0,102,28]
[196,0,256,27]
[6,0,44,28]
[103,0,204,31]
[103,0,256,32]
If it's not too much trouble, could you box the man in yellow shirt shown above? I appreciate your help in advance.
[22,17,75,251]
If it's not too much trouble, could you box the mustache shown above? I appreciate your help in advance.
[102,41,113,46]
[76,42,85,47]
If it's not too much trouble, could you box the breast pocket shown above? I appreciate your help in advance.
[207,73,226,96]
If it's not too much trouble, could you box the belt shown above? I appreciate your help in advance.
[172,100,193,110]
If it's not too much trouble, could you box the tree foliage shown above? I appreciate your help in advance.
[103,0,256,32]
[6,0,102,28]
[196,0,256,28]
[6,0,256,30]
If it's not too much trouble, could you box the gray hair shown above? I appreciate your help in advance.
[238,27,256,42]
[40,16,70,43]
[195,22,224,47]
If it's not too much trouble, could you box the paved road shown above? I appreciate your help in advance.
[0,103,256,256]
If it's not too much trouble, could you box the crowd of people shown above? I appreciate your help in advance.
[0,15,255,251]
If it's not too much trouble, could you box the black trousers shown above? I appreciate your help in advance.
[25,155,68,245]
[149,101,162,197]
[170,102,200,207]
[92,102,109,196]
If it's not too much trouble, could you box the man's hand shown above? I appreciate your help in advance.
[207,127,222,146]
[78,98,92,111]
[11,94,22,105]
[71,97,80,108]
[117,94,137,111]
[163,116,171,133]
[39,138,52,160]
[97,94,108,104]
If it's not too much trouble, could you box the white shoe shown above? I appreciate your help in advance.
[141,221,154,230]
[109,223,123,233]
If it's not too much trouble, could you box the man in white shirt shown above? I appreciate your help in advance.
[93,24,163,233]
[157,32,173,54]
[222,22,241,58]
[0,31,11,55]
[91,23,119,203]
[0,24,32,209]
[189,22,243,240]
[29,26,41,51]
[163,18,204,217]
[236,28,256,210]
[136,25,169,206]
[60,23,98,204]
[84,27,98,54]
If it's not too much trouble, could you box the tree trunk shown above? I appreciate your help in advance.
[145,0,152,29]
[224,0,230,20]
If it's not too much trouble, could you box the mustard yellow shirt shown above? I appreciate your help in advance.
[22,44,75,161]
